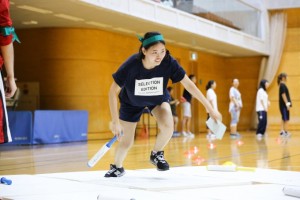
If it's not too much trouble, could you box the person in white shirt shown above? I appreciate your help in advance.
[206,80,218,140]
[255,79,270,140]
[229,79,242,138]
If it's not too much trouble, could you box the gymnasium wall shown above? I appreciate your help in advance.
[267,27,300,130]
[14,28,262,139]
[14,28,139,139]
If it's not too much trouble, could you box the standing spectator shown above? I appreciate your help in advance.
[0,0,20,144]
[206,80,218,140]
[255,79,269,140]
[167,86,180,137]
[277,73,292,137]
[229,79,242,138]
[181,74,196,138]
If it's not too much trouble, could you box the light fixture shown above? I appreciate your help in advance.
[164,39,175,43]
[113,27,135,34]
[217,52,232,57]
[195,46,206,51]
[206,49,219,54]
[22,20,38,25]
[177,42,190,47]
[86,21,111,28]
[17,5,53,14]
[79,0,101,6]
[54,14,84,22]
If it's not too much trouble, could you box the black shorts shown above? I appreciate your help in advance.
[119,102,156,122]
[280,106,290,121]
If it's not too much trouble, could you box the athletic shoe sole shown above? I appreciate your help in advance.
[150,160,169,171]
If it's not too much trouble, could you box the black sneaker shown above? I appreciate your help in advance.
[104,164,125,178]
[150,151,169,171]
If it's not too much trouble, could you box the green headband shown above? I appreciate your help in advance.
[137,34,164,47]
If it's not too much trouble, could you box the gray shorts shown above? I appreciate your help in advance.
[230,108,240,126]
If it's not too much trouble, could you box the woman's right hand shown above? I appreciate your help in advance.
[110,121,123,140]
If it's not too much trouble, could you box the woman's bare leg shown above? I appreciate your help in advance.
[114,120,137,168]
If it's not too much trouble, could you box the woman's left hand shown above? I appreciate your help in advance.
[210,109,222,122]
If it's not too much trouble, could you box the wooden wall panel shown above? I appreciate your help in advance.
[223,57,262,131]
[287,8,300,28]
[40,96,111,132]
[277,52,300,76]
[14,28,264,140]
[14,28,137,139]
[38,59,116,96]
[284,29,300,52]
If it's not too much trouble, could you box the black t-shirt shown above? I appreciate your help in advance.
[183,89,192,103]
[279,83,292,108]
[112,53,186,107]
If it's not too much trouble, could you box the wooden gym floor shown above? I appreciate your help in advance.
[0,131,299,175]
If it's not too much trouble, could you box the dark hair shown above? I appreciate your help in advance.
[259,79,268,91]
[206,80,215,91]
[188,74,196,79]
[277,73,287,85]
[167,86,173,92]
[137,31,169,59]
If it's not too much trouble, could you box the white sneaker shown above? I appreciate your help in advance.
[182,131,189,137]
[256,133,263,140]
[187,132,195,138]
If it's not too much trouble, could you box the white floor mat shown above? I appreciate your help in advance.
[0,166,299,200]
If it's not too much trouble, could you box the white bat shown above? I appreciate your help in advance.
[87,135,118,168]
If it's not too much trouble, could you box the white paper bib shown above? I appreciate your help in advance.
[134,77,163,96]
